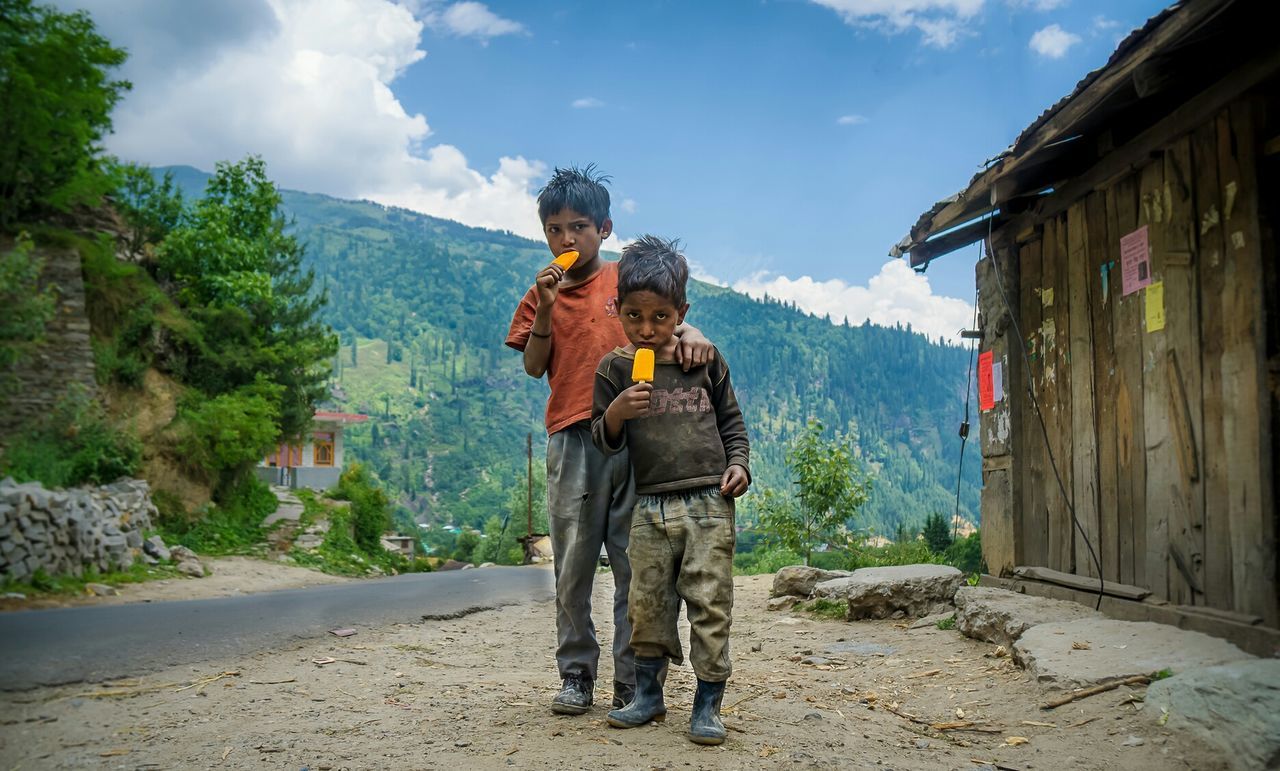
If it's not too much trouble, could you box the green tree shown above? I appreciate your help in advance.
[0,0,130,230]
[922,511,953,554]
[758,419,873,566]
[112,162,184,258]
[160,157,337,439]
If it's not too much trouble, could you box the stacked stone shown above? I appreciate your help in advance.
[0,477,157,580]
[0,244,99,439]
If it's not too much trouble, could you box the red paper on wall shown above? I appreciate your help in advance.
[978,350,995,412]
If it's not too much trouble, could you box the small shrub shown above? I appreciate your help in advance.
[0,390,141,487]
[944,531,983,575]
[733,546,804,576]
[332,464,391,555]
[845,539,941,570]
[175,381,282,477]
[936,614,956,630]
[798,598,848,621]
[163,474,274,555]
[92,337,147,387]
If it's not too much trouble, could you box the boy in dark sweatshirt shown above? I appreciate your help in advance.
[590,235,750,745]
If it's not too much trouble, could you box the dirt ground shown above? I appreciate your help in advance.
[0,566,1224,771]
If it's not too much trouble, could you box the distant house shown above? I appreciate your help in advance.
[380,535,416,559]
[256,411,370,490]
[892,0,1277,654]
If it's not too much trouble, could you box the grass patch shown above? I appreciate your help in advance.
[797,598,848,621]
[1,561,182,598]
[159,475,275,556]
[0,389,142,488]
[936,614,956,630]
[284,495,429,578]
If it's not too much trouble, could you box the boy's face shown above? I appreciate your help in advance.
[542,208,611,264]
[619,290,688,351]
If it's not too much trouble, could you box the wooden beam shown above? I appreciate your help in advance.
[981,574,1280,657]
[908,215,1003,268]
[1011,565,1151,600]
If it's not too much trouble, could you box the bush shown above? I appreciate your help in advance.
[331,463,391,555]
[176,380,282,477]
[0,234,56,375]
[733,545,804,576]
[0,390,141,487]
[845,538,942,570]
[92,337,147,387]
[162,474,274,555]
[944,531,983,575]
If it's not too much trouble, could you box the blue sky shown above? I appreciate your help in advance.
[62,0,1169,340]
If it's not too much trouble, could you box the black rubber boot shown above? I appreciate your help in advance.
[613,659,669,708]
[606,657,667,728]
[688,678,726,745]
[551,674,593,715]
[611,681,634,710]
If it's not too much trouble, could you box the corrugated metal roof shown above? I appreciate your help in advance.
[890,0,1227,264]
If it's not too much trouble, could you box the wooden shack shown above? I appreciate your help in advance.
[892,0,1278,653]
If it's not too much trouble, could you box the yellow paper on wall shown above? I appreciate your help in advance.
[1145,281,1165,332]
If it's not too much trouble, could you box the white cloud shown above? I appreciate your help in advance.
[732,259,974,342]
[67,0,548,241]
[689,260,726,287]
[572,97,605,109]
[810,0,984,49]
[1029,23,1081,58]
[1007,0,1065,10]
[420,1,526,40]
[618,197,637,214]
[1092,15,1120,32]
[837,114,869,125]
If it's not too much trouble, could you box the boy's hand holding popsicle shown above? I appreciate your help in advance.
[606,348,655,426]
[534,250,580,306]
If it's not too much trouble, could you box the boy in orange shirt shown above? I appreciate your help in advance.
[506,166,713,714]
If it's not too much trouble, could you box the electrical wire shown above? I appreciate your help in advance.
[981,215,1105,610]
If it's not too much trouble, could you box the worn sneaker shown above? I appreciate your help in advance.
[611,680,635,710]
[551,674,594,715]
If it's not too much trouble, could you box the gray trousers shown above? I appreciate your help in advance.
[546,424,637,685]
[628,486,735,682]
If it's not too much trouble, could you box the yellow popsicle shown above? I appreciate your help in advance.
[552,250,580,270]
[632,348,655,383]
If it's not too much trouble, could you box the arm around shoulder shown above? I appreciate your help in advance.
[710,354,751,479]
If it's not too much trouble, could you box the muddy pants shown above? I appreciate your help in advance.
[627,486,735,682]
[547,424,637,685]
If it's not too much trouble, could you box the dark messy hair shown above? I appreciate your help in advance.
[537,164,612,227]
[617,235,689,308]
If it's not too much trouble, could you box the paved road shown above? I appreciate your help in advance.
[0,566,554,691]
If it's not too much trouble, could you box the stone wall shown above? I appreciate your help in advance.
[0,242,98,439]
[0,477,156,580]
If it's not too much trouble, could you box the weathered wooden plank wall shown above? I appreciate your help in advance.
[983,96,1277,627]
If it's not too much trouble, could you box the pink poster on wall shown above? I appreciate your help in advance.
[978,351,994,412]
[1120,225,1152,296]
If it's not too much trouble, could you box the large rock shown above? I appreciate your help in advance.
[770,565,852,598]
[1014,619,1254,688]
[1145,659,1280,771]
[814,564,963,619]
[954,586,1101,648]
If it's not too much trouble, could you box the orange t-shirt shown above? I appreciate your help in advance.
[506,261,628,435]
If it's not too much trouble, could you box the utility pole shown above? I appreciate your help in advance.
[526,432,533,546]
